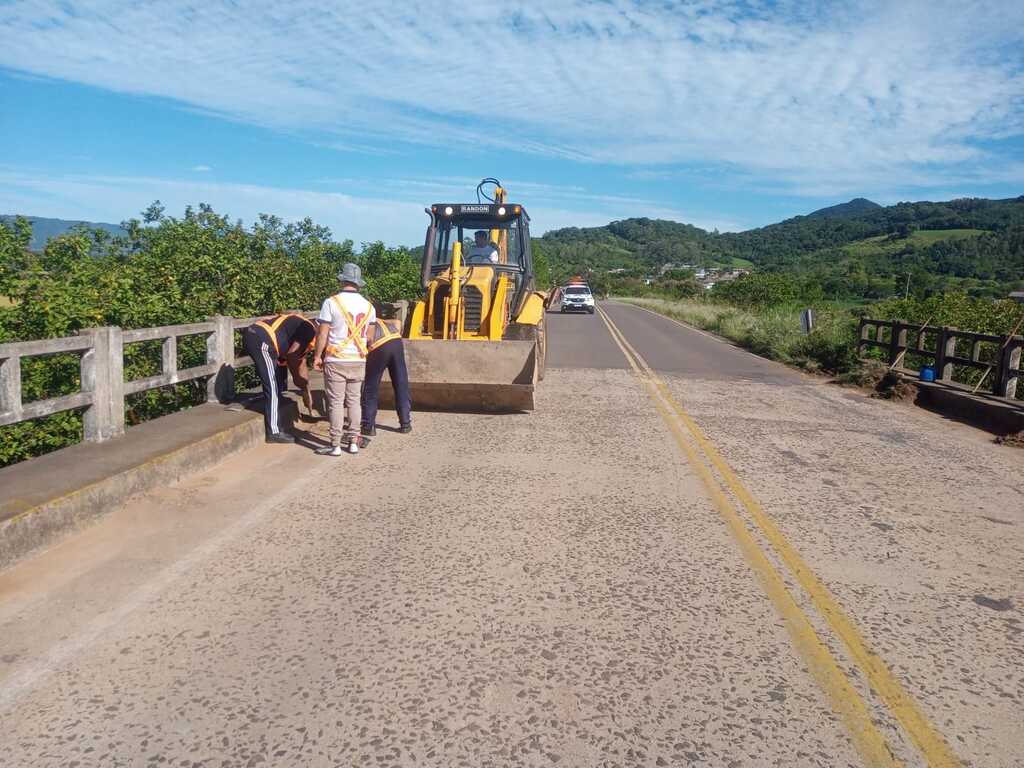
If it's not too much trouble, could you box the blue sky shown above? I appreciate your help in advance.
[1,0,1023,245]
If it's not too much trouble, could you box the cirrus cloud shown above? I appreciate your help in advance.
[1,0,1022,195]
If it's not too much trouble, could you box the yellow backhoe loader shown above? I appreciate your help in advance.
[385,178,547,411]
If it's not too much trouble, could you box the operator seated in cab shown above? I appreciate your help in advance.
[467,230,499,264]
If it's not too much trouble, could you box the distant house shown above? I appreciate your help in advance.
[715,269,750,282]
[659,262,694,275]
[1010,291,1024,303]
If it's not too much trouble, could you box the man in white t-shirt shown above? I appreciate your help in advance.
[312,263,376,455]
[467,230,499,264]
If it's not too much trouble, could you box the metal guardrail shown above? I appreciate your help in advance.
[857,317,1022,399]
[0,311,315,443]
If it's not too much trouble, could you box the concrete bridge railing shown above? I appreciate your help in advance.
[858,317,1022,399]
[0,312,313,444]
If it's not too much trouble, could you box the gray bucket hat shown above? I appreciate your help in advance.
[338,262,365,288]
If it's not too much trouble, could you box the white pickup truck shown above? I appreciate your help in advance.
[560,284,596,314]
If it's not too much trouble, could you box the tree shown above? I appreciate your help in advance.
[360,242,420,303]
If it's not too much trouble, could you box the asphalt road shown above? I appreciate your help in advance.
[547,301,801,384]
[1,300,1020,767]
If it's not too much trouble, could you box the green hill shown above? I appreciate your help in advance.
[841,229,985,258]
[806,197,882,219]
[537,217,738,274]
[537,196,1024,298]
[0,215,127,251]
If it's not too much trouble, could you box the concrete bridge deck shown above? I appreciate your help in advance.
[1,302,1021,767]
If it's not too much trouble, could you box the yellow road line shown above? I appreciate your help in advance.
[597,304,962,768]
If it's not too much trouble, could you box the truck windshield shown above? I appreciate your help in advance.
[430,217,525,269]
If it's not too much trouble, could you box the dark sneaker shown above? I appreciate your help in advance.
[266,432,296,444]
[361,425,376,437]
[316,444,343,457]
[358,436,370,449]
[399,424,412,434]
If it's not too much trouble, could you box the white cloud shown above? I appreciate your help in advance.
[191,165,212,172]
[1,0,1022,196]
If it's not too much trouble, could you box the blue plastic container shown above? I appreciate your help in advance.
[919,366,936,382]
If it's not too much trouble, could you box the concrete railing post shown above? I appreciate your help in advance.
[857,317,871,357]
[0,353,22,422]
[999,338,1022,400]
[888,319,907,367]
[81,326,125,442]
[934,327,957,382]
[162,335,177,376]
[109,326,125,437]
[206,315,236,403]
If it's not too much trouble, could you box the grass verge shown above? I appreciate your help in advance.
[619,296,861,376]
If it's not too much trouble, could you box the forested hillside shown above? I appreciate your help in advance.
[537,217,737,275]
[537,196,1024,299]
[0,214,127,251]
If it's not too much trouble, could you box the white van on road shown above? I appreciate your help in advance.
[560,284,595,314]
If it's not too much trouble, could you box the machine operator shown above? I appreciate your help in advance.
[467,230,499,264]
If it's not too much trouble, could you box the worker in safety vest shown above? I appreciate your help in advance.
[312,263,375,456]
[360,316,412,440]
[242,313,316,443]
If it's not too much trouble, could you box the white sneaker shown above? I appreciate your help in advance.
[348,440,359,455]
[316,445,342,457]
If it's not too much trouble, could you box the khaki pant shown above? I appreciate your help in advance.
[324,361,365,446]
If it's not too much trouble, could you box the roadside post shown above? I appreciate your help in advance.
[800,309,815,335]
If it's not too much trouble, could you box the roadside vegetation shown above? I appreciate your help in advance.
[0,204,422,467]
[619,271,1024,400]
[620,293,859,378]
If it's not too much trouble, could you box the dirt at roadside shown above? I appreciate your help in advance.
[995,431,1024,448]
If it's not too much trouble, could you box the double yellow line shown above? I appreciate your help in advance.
[596,304,961,768]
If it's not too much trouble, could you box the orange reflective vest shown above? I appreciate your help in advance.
[324,295,371,360]
[253,314,316,366]
[367,318,402,353]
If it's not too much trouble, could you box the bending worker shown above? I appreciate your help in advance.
[360,315,412,440]
[242,313,316,443]
[313,263,374,456]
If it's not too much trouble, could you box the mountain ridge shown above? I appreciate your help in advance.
[0,214,127,251]
[805,197,882,219]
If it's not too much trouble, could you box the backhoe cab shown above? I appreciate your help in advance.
[413,198,539,342]
[395,179,548,411]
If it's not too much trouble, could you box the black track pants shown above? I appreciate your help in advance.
[243,329,288,435]
[360,339,411,429]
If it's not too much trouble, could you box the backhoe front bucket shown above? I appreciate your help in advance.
[378,339,538,412]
